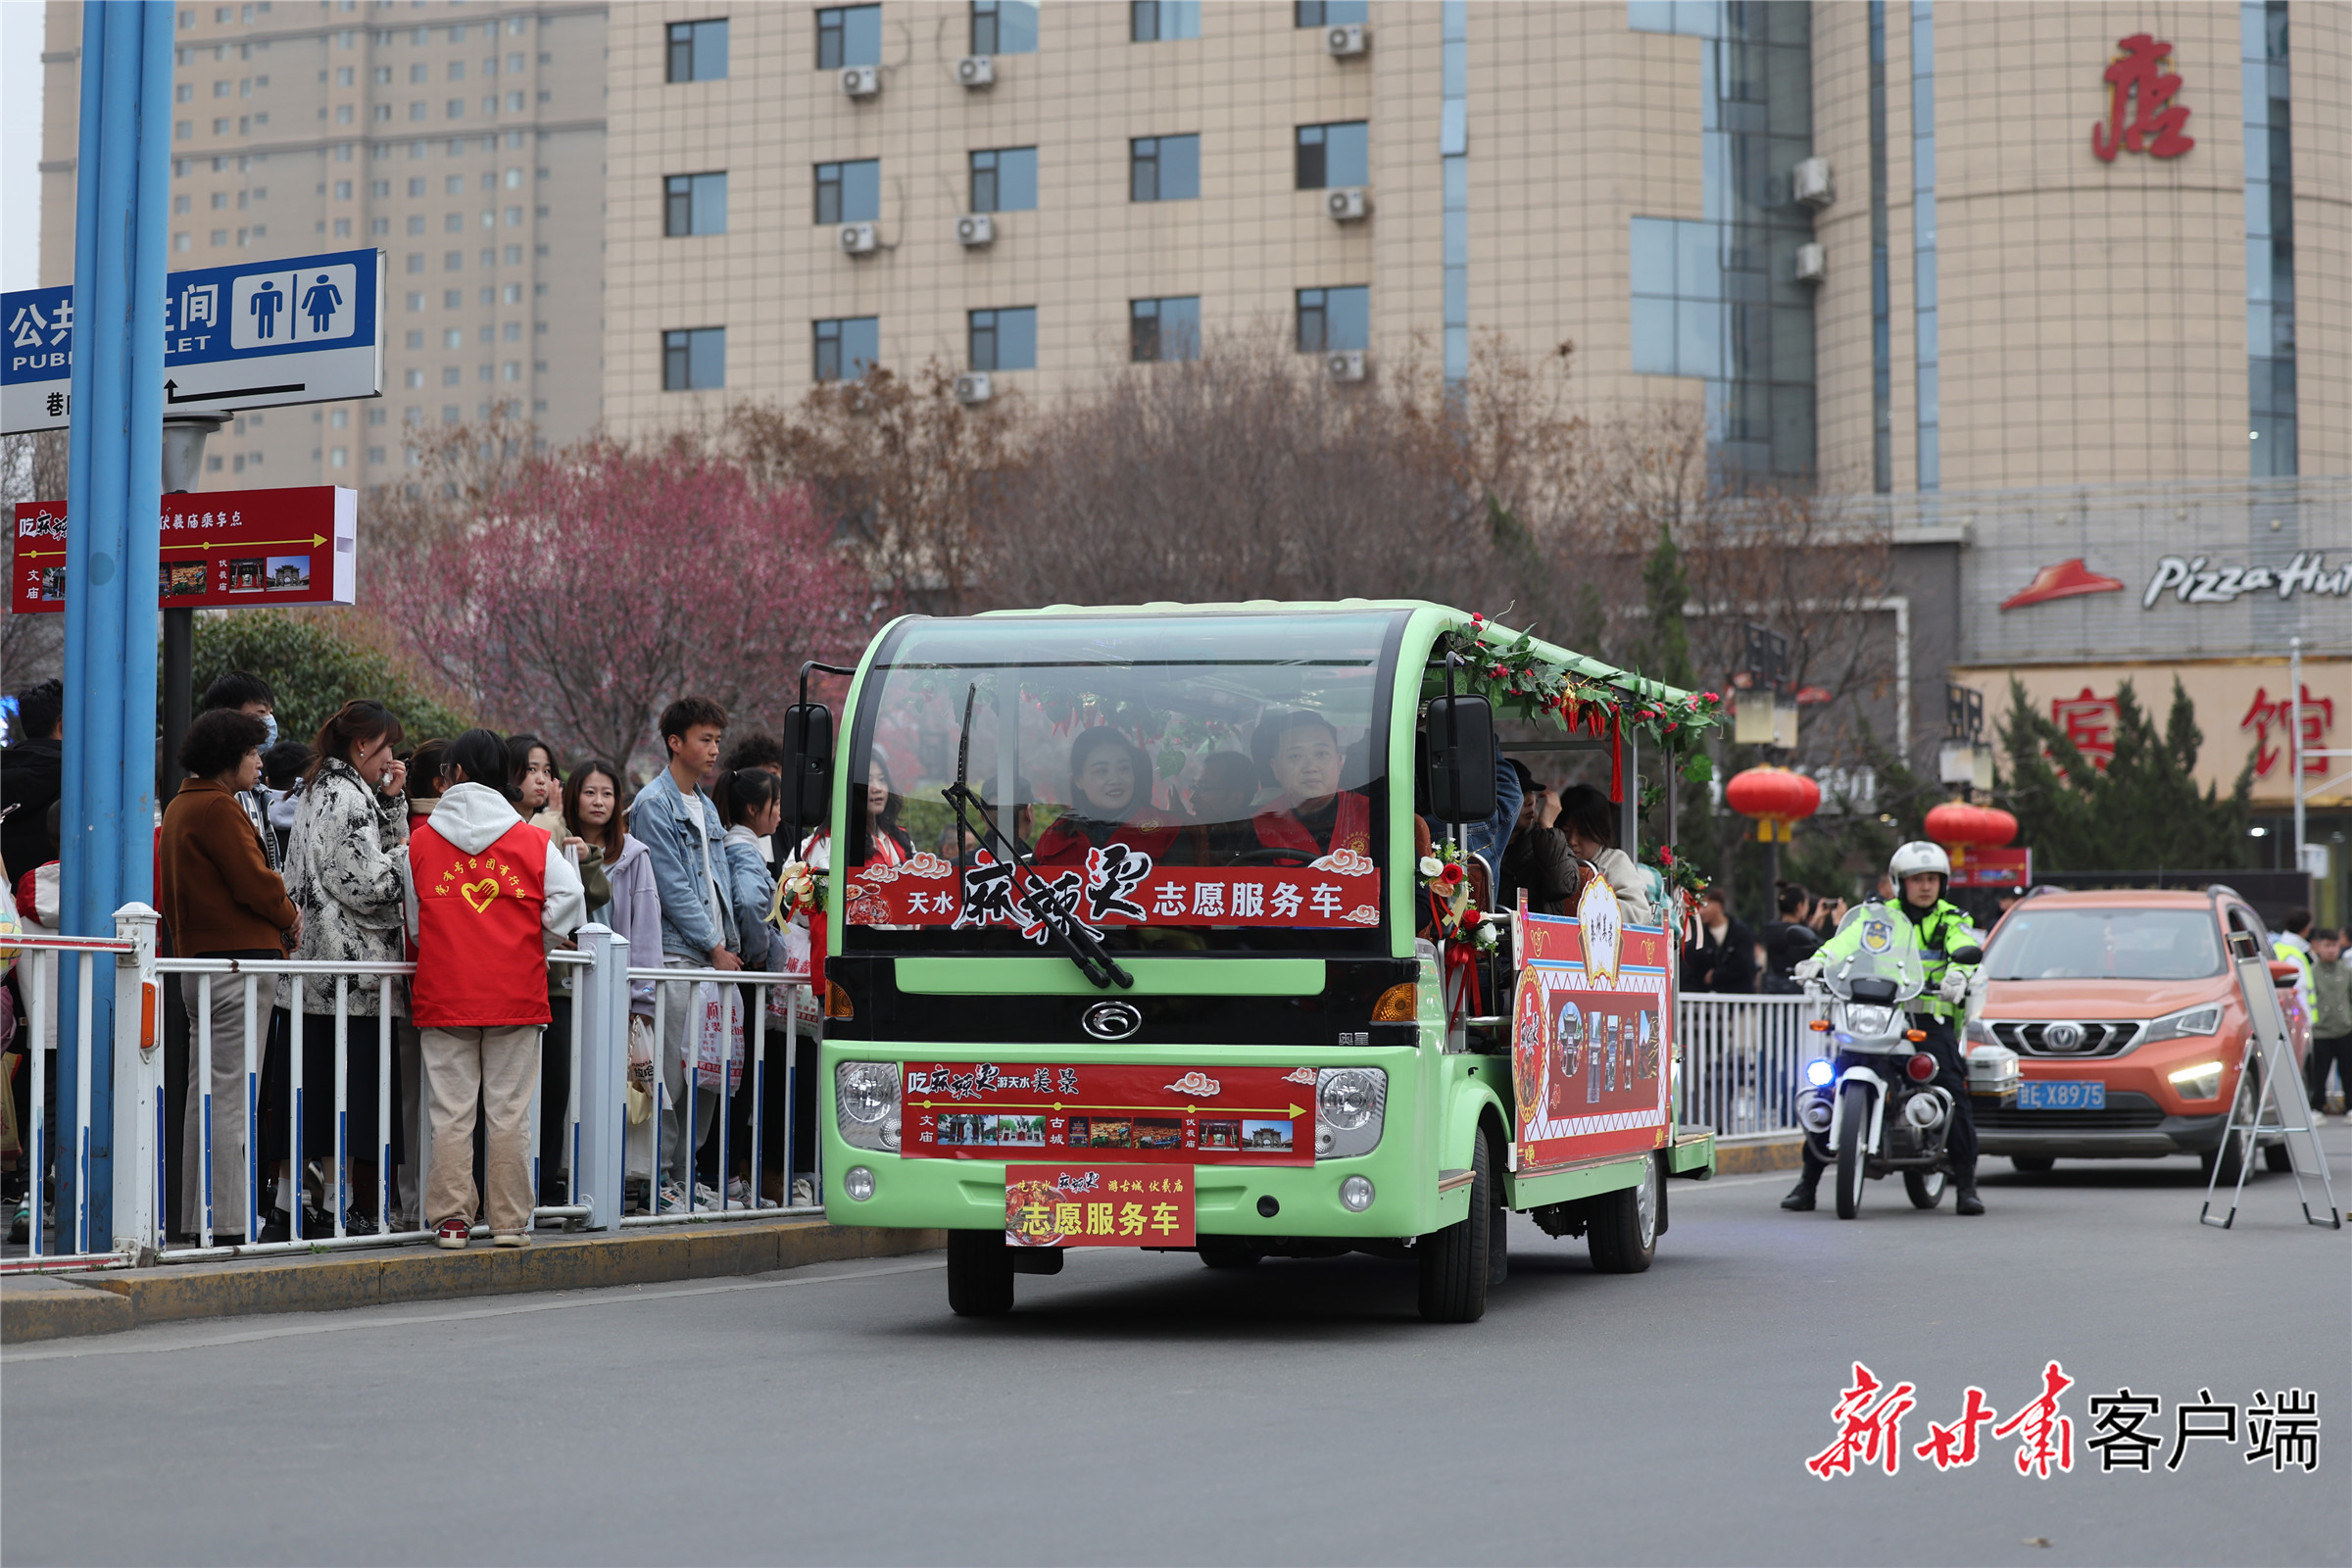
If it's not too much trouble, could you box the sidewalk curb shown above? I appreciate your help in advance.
[1,1220,943,1345]
[1712,1132,1804,1175]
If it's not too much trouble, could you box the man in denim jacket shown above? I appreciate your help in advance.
[627,696,741,1208]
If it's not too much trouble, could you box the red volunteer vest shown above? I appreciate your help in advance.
[410,818,552,1029]
[1252,790,1371,858]
[1032,813,1183,866]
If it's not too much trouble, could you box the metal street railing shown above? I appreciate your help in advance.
[1676,994,1819,1139]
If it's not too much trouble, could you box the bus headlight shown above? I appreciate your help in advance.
[835,1061,902,1151]
[1314,1067,1387,1159]
[843,1166,875,1201]
[1340,1175,1376,1212]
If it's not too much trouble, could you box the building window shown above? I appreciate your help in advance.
[666,18,728,81]
[813,316,880,381]
[662,327,725,390]
[968,307,1036,372]
[969,147,1036,213]
[1130,135,1200,203]
[1297,1,1366,24]
[664,172,727,235]
[1295,121,1369,189]
[1296,286,1368,353]
[1131,1,1199,41]
[2244,0,2296,476]
[971,0,1036,55]
[1627,218,1721,378]
[1909,1,1937,490]
[1130,296,1200,363]
[815,6,882,69]
[813,160,881,224]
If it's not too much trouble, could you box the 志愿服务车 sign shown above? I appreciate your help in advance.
[1,247,383,434]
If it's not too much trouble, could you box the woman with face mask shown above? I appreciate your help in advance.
[1034,728,1184,866]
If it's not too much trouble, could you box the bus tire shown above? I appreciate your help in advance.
[1587,1155,1658,1274]
[946,1230,1016,1317]
[1198,1239,1261,1270]
[1417,1130,1493,1323]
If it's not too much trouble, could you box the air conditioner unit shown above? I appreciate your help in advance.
[956,54,994,88]
[956,213,995,247]
[1325,24,1368,56]
[840,65,879,99]
[1325,187,1371,222]
[1794,242,1826,282]
[838,221,878,255]
[955,371,993,405]
[1324,350,1366,383]
[1792,156,1834,208]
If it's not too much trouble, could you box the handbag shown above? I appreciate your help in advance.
[691,982,744,1095]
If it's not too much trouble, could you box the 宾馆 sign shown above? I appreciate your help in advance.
[13,485,357,613]
[1,247,383,434]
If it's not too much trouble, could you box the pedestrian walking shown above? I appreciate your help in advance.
[402,729,584,1249]
[158,709,301,1243]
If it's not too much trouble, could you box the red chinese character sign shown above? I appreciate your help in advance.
[1507,877,1675,1170]
[2240,685,2335,782]
[1005,1165,1195,1248]
[903,1060,1316,1168]
[13,485,357,613]
[2092,33,2194,162]
[2049,688,2121,769]
[846,847,1380,934]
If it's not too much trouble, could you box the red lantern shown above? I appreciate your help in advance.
[1725,765,1823,844]
[1924,800,1982,848]
[1976,807,2018,849]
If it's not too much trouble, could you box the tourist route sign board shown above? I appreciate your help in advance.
[13,485,358,612]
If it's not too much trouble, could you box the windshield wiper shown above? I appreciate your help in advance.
[939,685,1134,992]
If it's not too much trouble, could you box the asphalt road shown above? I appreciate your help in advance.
[6,1128,2347,1568]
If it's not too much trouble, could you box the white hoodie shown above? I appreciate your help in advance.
[400,781,586,945]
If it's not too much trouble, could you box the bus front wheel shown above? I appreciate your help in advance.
[947,1230,1015,1317]
[1417,1130,1494,1323]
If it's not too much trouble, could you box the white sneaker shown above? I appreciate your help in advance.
[789,1177,816,1207]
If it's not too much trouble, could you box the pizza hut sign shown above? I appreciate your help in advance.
[2142,553,2352,608]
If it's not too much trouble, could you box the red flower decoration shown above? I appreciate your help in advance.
[1439,862,1465,887]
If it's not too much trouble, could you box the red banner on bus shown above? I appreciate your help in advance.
[1004,1164,1197,1248]
[845,848,1379,932]
[903,1060,1318,1167]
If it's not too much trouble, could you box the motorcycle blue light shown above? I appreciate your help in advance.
[1805,1059,1835,1087]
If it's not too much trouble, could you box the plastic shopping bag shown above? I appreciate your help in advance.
[692,982,744,1095]
[624,1013,657,1126]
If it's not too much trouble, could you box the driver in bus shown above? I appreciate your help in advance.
[1251,710,1372,859]
[1033,728,1186,865]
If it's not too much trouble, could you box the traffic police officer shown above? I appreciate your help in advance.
[1782,842,1987,1215]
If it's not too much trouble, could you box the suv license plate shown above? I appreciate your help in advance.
[2017,1080,2106,1110]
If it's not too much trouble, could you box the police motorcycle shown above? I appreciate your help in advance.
[1795,903,1987,1219]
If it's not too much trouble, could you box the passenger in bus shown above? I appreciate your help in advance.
[804,752,911,872]
[1553,783,1656,926]
[1033,729,1184,865]
[1251,710,1371,859]
[1188,751,1262,863]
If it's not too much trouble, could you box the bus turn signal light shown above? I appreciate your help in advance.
[1371,983,1417,1022]
[824,981,856,1020]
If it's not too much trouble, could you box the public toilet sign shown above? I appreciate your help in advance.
[13,485,358,613]
[1,246,382,434]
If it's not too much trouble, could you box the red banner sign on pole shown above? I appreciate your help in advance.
[13,485,358,613]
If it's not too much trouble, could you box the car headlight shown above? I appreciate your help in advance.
[2144,1004,2224,1045]
[1315,1066,1387,1159]
[835,1060,902,1151]
[1841,1004,1895,1038]
[2168,1060,2225,1101]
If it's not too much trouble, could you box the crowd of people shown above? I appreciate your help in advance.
[1,673,807,1248]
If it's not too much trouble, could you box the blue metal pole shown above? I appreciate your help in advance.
[60,0,172,1250]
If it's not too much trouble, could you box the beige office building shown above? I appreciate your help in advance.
[36,0,608,495]
[602,0,2349,495]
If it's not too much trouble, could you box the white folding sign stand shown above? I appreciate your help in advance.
[2200,931,2340,1230]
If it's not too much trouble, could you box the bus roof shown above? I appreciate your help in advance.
[974,599,1696,707]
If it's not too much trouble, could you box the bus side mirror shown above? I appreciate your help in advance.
[1424,694,1496,824]
[1949,946,1984,966]
[782,703,834,831]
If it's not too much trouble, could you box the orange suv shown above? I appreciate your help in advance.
[1966,887,2310,1180]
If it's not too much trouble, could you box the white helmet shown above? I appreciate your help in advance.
[1889,841,1951,882]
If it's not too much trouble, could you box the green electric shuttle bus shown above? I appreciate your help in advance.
[798,602,1715,1321]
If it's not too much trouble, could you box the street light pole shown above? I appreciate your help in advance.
[2289,634,2304,882]
[58,0,172,1248]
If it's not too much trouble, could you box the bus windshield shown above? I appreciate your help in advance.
[837,611,1406,956]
